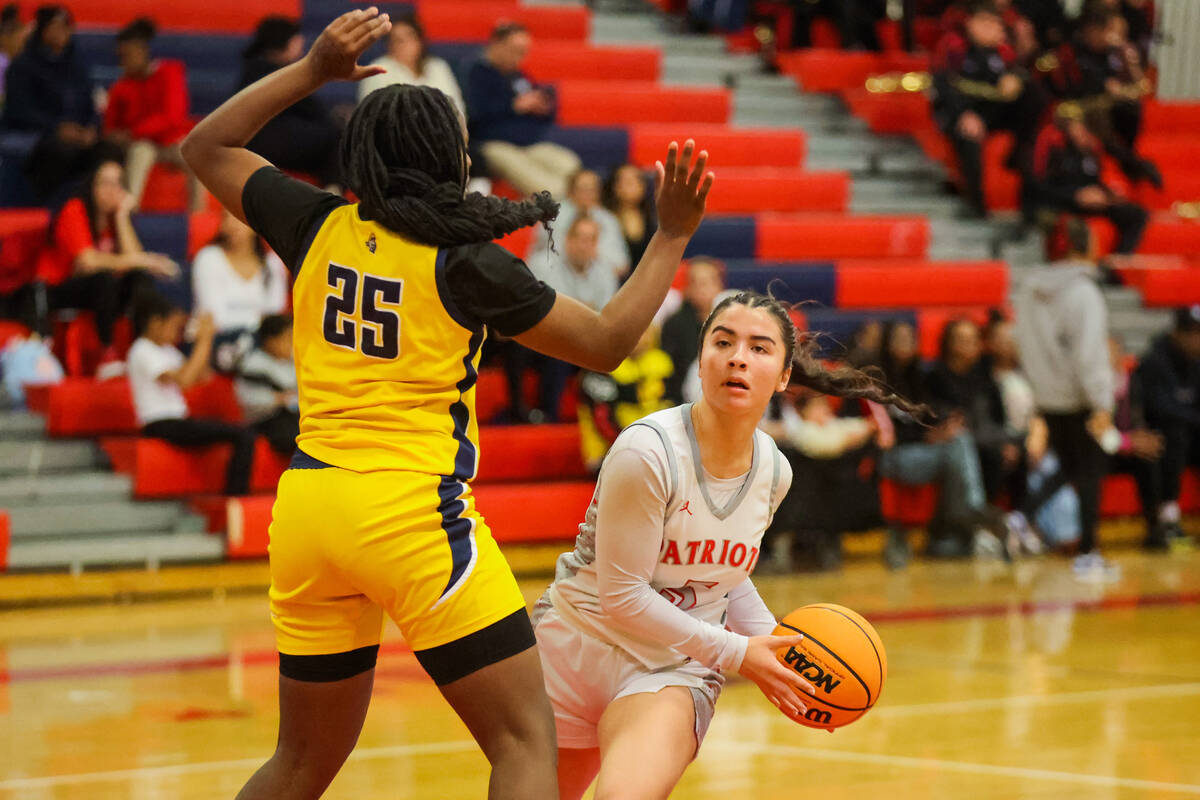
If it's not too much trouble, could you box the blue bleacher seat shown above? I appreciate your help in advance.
[546,126,629,172]
[131,213,188,265]
[802,308,916,357]
[724,261,836,307]
[684,217,755,260]
[0,131,39,208]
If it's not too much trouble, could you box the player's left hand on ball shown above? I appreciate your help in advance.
[305,7,392,83]
[739,633,814,720]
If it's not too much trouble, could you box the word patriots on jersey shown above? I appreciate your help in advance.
[659,538,761,572]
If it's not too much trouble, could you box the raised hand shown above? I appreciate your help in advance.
[303,7,392,84]
[654,140,714,240]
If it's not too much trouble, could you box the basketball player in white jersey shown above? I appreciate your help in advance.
[533,291,924,800]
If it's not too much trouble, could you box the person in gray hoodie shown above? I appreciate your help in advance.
[1013,219,1117,580]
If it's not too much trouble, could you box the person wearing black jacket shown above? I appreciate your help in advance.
[1136,307,1200,544]
[1027,106,1147,254]
[930,0,1045,218]
[2,5,96,200]
[237,16,342,187]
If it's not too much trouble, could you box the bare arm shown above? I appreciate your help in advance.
[181,9,391,221]
[164,315,215,390]
[514,141,714,373]
[112,200,144,257]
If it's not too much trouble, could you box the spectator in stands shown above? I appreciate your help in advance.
[103,18,204,212]
[238,16,341,187]
[527,169,629,280]
[577,324,673,472]
[1028,104,1148,254]
[875,320,1003,558]
[761,391,881,572]
[788,0,890,50]
[984,313,1036,439]
[357,12,464,116]
[930,0,1044,218]
[33,156,178,378]
[128,293,256,495]
[660,256,725,406]
[1135,306,1200,548]
[1013,219,1118,580]
[686,0,750,34]
[235,313,298,457]
[1047,8,1157,183]
[0,4,28,108]
[465,22,581,198]
[192,208,289,371]
[603,163,657,267]
[926,318,1024,511]
[502,214,616,423]
[843,319,884,369]
[2,5,97,201]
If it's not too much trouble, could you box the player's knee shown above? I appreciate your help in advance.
[481,706,557,768]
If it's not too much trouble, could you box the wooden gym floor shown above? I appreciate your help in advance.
[1,544,1198,799]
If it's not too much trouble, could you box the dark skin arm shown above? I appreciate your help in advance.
[180,8,392,221]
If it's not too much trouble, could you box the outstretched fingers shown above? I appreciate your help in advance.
[349,11,390,50]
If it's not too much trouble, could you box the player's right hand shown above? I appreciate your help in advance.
[738,633,815,721]
[304,7,392,84]
[654,140,714,240]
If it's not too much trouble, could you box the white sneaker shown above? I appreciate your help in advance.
[1072,552,1121,583]
[1006,511,1044,555]
[973,528,1005,559]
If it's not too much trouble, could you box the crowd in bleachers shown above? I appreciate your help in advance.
[0,0,1196,578]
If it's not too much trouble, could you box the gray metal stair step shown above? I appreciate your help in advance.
[850,196,963,217]
[0,440,100,475]
[662,53,762,86]
[734,73,810,97]
[0,472,132,506]
[8,500,189,538]
[852,176,945,201]
[0,411,45,438]
[734,92,846,117]
[6,531,225,571]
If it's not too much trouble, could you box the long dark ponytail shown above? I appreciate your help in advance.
[699,291,928,418]
[341,84,558,247]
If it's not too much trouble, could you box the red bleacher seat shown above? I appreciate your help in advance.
[703,170,848,214]
[494,226,534,260]
[0,208,49,294]
[0,320,30,350]
[1136,267,1200,306]
[1143,100,1200,136]
[139,165,191,214]
[1132,172,1200,210]
[757,215,930,259]
[0,511,9,571]
[836,264,1007,308]
[65,0,299,32]
[188,211,222,259]
[842,90,931,135]
[524,43,660,83]
[776,50,929,93]
[474,368,579,424]
[628,125,805,168]
[101,436,287,498]
[1090,216,1200,257]
[419,3,589,42]
[47,375,241,437]
[477,424,587,481]
[556,83,730,126]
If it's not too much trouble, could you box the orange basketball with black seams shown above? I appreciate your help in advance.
[772,603,887,730]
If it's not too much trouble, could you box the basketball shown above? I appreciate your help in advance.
[772,603,887,730]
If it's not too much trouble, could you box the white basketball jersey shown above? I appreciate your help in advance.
[545,404,787,670]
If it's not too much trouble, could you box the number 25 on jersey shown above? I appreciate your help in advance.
[322,262,404,359]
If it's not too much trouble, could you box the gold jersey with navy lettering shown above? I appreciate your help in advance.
[242,167,556,480]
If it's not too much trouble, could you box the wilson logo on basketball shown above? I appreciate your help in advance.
[782,647,842,694]
[804,708,833,725]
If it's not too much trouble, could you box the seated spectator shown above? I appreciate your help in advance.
[984,313,1036,438]
[603,163,657,268]
[660,256,724,406]
[238,17,341,187]
[686,0,750,34]
[500,214,617,423]
[577,325,673,472]
[32,157,178,378]
[926,317,1024,509]
[1047,8,1158,183]
[842,319,884,369]
[528,169,629,279]
[357,12,464,116]
[2,5,97,201]
[875,320,1004,558]
[0,4,28,108]
[788,0,890,51]
[930,0,1044,218]
[1028,105,1148,254]
[939,0,1039,66]
[192,208,289,370]
[465,22,581,197]
[103,18,205,212]
[1135,306,1200,547]
[128,294,256,496]
[761,392,881,572]
[235,313,298,457]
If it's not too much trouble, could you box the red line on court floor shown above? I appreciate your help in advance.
[2,591,1197,684]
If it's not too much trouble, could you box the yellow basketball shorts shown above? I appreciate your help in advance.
[268,463,531,683]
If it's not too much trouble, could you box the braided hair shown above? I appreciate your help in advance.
[699,291,928,418]
[341,84,558,247]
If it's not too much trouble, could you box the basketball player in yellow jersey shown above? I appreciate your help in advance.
[181,8,713,799]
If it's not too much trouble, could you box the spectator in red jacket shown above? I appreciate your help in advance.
[103,18,205,211]
[931,0,1045,218]
[1028,104,1147,254]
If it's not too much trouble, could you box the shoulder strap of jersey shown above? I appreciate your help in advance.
[768,434,782,513]
[626,418,678,510]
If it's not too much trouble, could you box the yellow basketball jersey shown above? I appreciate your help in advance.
[291,204,483,479]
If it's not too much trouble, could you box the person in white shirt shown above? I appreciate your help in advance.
[191,208,289,370]
[235,313,298,455]
[127,292,258,495]
[356,12,465,116]
[528,169,630,280]
[533,291,925,800]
